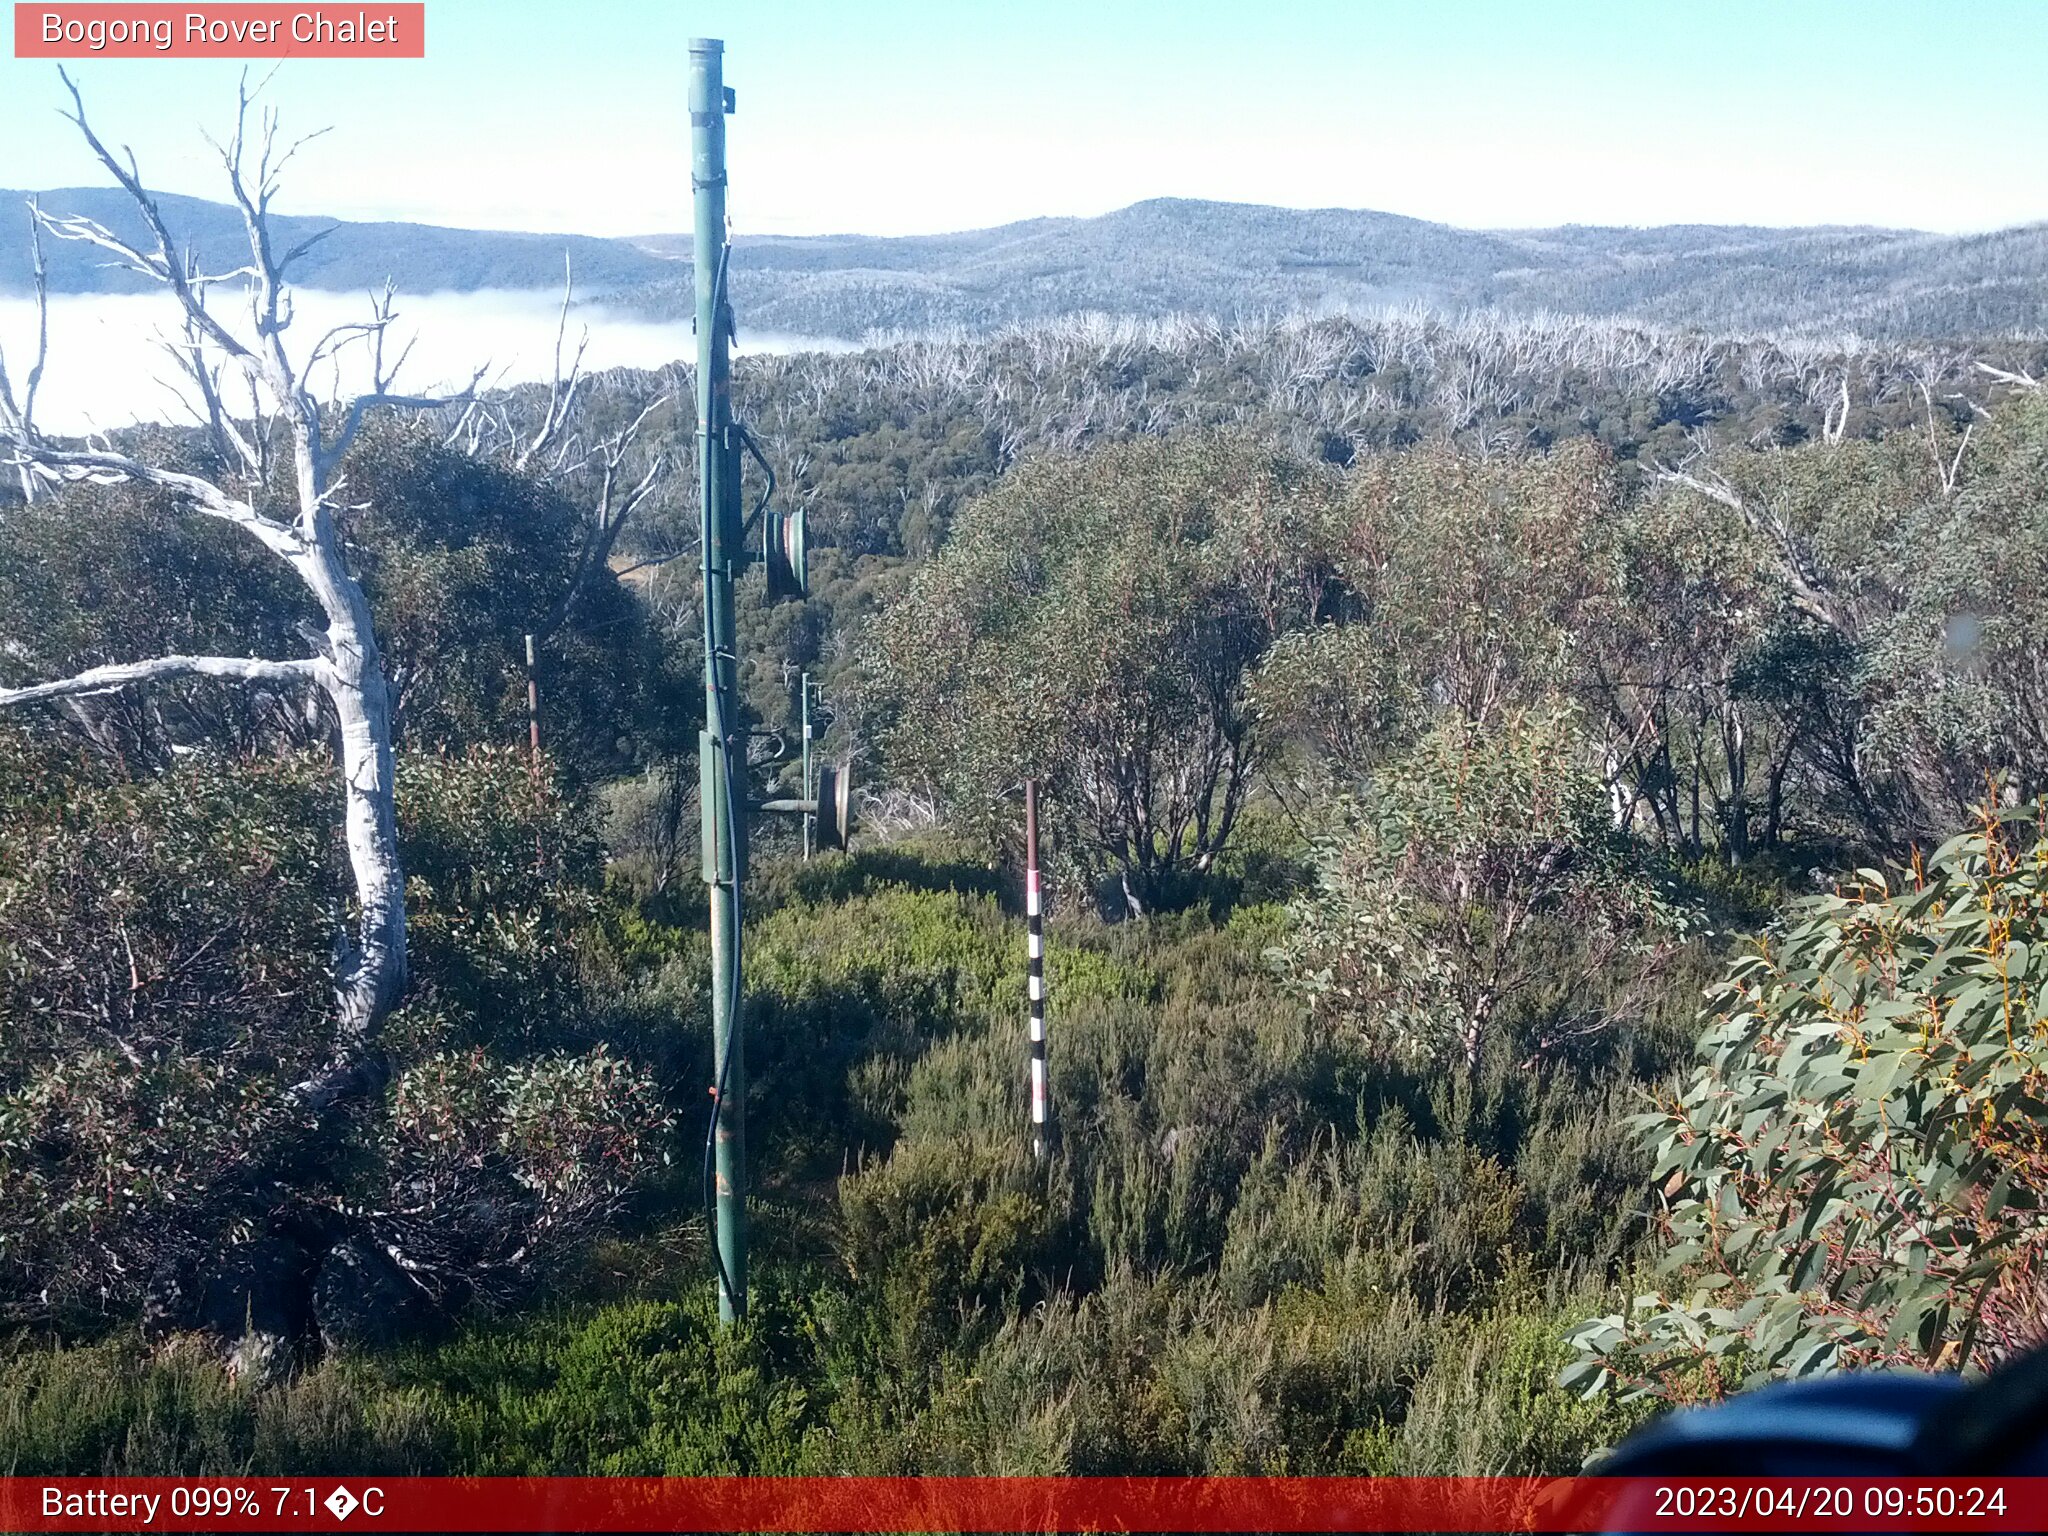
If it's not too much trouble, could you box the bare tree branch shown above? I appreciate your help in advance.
[1976,361,2042,392]
[0,654,322,708]
[530,394,669,645]
[276,222,337,277]
[48,68,261,371]
[516,253,588,475]
[4,441,303,557]
[1822,372,1850,446]
[1918,376,1973,497]
[21,197,48,429]
[535,452,666,643]
[323,375,490,479]
[0,74,448,1113]
[0,198,53,500]
[1652,460,1848,635]
[167,265,264,476]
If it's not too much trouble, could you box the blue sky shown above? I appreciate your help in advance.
[1,0,2042,238]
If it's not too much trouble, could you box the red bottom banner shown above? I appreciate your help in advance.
[3,1475,2044,1533]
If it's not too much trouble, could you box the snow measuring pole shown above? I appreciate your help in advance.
[692,36,747,1324]
[1025,780,1049,1158]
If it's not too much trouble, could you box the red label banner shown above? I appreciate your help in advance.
[14,5,425,58]
[0,1476,2045,1532]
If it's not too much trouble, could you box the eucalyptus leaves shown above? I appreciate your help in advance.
[1567,807,2048,1403]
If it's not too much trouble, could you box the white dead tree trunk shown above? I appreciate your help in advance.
[529,400,668,642]
[0,74,480,1111]
[1651,448,1850,639]
[0,200,51,503]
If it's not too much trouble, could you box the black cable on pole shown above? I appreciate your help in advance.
[736,422,777,541]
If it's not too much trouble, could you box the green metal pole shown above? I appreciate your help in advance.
[691,36,746,1324]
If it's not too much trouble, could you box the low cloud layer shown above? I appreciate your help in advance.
[0,288,849,434]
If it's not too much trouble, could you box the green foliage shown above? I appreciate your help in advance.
[1252,623,1417,786]
[1568,807,2048,1405]
[1591,468,1828,858]
[0,1332,442,1475]
[368,1294,819,1473]
[395,746,603,1052]
[766,862,1680,1474]
[742,883,1016,1167]
[340,424,697,783]
[1250,438,1616,820]
[1339,443,1613,732]
[0,472,313,767]
[0,1291,819,1476]
[30,310,2048,1481]
[1344,1301,1656,1474]
[1276,706,1694,1071]
[376,1046,672,1307]
[0,746,670,1323]
[0,424,694,788]
[0,751,336,1311]
[1,834,1693,1475]
[860,433,1342,907]
[831,392,2048,889]
[1858,395,2048,822]
[1609,395,2048,852]
[838,1135,1066,1369]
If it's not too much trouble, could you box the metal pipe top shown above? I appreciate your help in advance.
[689,37,724,53]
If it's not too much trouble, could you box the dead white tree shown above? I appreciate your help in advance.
[0,73,482,1111]
[1822,373,1851,446]
[529,393,669,642]
[1915,373,1973,497]
[1977,361,2044,393]
[449,258,672,643]
[0,199,51,502]
[1651,451,1850,638]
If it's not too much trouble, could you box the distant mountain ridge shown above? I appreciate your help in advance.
[0,187,675,296]
[2,189,2044,341]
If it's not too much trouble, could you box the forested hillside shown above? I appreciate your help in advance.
[9,149,2048,1480]
[635,201,2048,341]
[7,188,2048,339]
[0,187,675,296]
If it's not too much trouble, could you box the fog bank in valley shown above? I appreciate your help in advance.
[0,287,849,433]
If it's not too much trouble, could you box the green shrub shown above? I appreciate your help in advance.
[1275,704,1696,1074]
[373,1295,819,1473]
[1348,1301,1654,1474]
[1568,808,2048,1405]
[0,746,672,1327]
[837,1134,1069,1371]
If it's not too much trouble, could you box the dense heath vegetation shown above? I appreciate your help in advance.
[9,307,2048,1477]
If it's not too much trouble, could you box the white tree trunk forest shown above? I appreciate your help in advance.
[0,74,486,1112]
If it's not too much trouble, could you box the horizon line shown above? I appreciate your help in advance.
[8,184,2044,246]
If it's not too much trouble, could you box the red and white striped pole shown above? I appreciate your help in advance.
[1025,778,1048,1160]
